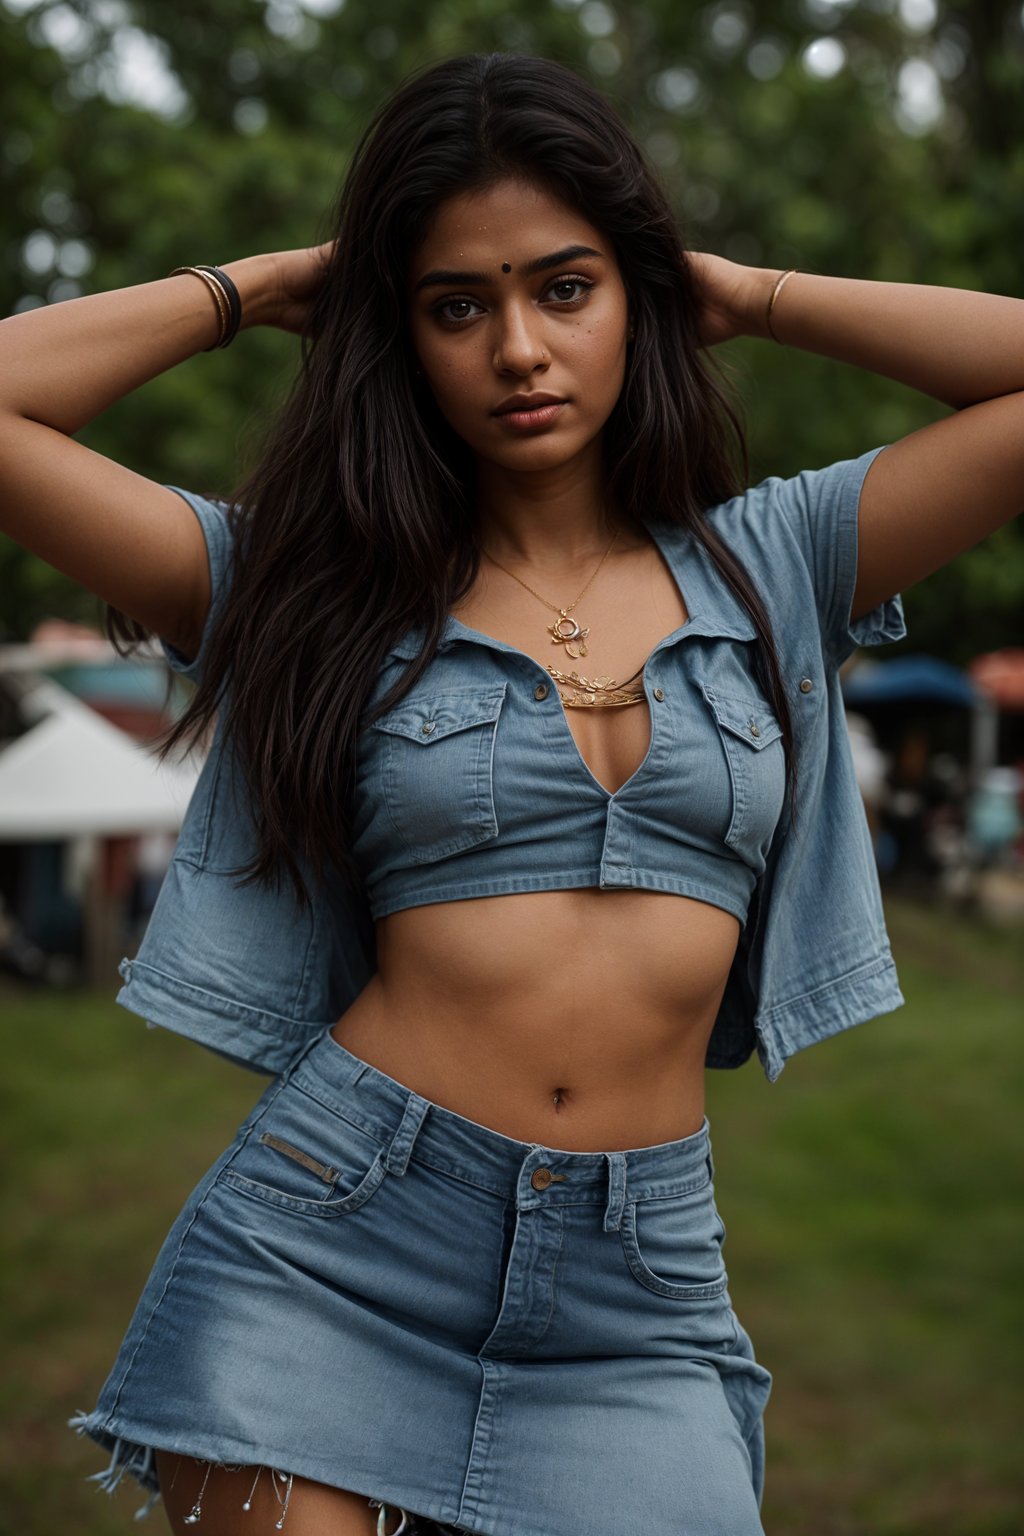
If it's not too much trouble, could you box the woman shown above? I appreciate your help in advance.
[4,50,1019,1536]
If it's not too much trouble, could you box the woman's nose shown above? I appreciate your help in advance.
[493,303,549,375]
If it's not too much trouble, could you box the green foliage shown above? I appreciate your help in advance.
[1,0,1022,651]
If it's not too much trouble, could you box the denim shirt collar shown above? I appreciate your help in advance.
[384,518,757,663]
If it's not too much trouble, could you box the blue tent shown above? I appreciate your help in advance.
[841,654,981,708]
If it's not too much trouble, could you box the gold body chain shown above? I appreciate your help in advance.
[546,662,646,708]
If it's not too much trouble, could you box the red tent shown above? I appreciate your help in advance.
[968,649,1024,711]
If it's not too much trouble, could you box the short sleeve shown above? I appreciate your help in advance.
[159,486,236,684]
[774,444,908,668]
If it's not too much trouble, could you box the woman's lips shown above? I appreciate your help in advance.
[494,402,566,431]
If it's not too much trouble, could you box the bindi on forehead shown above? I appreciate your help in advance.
[412,243,605,295]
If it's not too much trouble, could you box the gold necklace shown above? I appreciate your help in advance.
[482,526,647,708]
[482,526,621,660]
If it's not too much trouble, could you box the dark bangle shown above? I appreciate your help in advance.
[168,263,243,350]
[195,264,242,348]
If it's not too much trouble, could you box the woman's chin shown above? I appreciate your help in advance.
[473,427,605,476]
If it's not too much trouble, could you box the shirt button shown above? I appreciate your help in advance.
[534,683,550,701]
[799,677,814,693]
[531,1167,553,1191]
[749,722,760,737]
[420,720,436,735]
[652,687,665,702]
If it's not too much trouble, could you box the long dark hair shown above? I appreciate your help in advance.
[106,51,798,914]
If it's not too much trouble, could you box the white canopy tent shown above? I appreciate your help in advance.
[0,671,200,839]
[0,661,202,985]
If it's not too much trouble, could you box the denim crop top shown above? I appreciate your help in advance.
[349,515,789,934]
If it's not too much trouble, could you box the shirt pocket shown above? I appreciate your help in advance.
[372,683,507,865]
[696,681,786,862]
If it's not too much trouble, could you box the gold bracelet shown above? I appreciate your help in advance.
[169,264,230,350]
[766,267,798,344]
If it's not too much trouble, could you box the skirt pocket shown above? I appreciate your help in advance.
[619,1179,730,1300]
[217,1078,390,1219]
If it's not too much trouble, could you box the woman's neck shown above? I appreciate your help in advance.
[474,459,639,569]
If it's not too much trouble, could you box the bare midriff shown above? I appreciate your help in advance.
[329,888,741,1153]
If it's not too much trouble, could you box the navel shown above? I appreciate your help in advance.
[550,1087,570,1111]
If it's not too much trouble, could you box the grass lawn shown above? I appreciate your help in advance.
[1,891,1021,1534]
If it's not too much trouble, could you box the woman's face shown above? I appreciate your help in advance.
[406,176,631,476]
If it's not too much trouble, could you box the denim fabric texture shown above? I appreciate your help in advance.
[350,576,787,930]
[114,444,907,1081]
[70,1030,773,1534]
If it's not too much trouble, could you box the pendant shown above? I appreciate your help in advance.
[549,610,590,659]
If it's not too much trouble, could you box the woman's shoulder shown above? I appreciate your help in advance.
[701,444,888,524]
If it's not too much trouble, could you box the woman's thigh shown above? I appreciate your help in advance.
[156,1451,408,1536]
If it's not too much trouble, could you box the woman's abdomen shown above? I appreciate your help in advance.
[331,888,741,1152]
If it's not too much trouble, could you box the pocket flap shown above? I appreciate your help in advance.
[697,682,783,750]
[372,684,507,744]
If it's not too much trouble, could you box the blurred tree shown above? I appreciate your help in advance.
[1,0,1021,662]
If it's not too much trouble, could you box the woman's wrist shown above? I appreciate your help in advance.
[216,254,280,333]
[738,266,787,341]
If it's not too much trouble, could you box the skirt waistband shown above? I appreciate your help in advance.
[282,1030,716,1235]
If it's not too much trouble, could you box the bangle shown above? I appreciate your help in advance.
[196,264,242,346]
[766,267,798,344]
[173,267,227,348]
[168,264,243,350]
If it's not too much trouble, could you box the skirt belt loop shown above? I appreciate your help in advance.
[602,1151,627,1232]
[382,1092,431,1177]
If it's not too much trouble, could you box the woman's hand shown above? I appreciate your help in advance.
[264,240,339,336]
[223,241,339,337]
[685,252,780,348]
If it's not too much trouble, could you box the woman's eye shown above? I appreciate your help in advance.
[437,297,483,324]
[546,276,593,303]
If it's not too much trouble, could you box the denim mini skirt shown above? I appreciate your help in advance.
[70,1029,773,1535]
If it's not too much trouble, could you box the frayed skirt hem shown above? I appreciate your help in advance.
[67,1407,473,1532]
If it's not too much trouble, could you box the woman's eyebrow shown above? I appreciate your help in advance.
[413,244,605,293]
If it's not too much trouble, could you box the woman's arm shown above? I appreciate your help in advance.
[692,254,1024,623]
[0,243,330,653]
